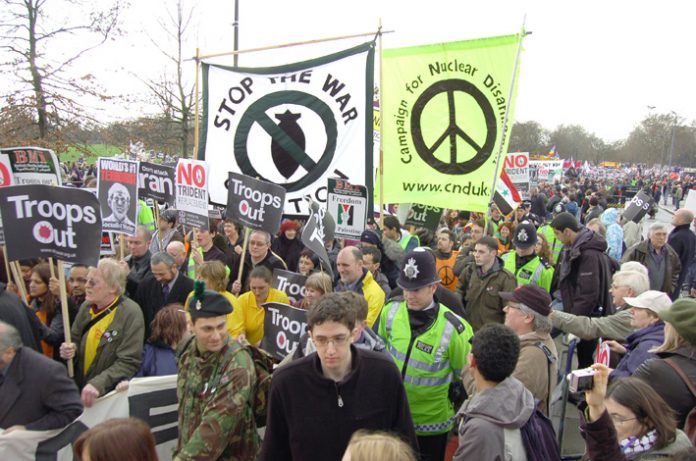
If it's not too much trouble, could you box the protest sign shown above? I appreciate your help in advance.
[0,185,102,266]
[326,178,367,239]
[97,157,139,236]
[529,160,563,187]
[504,152,530,193]
[200,42,374,216]
[260,302,308,360]
[226,172,285,234]
[0,147,62,186]
[100,232,115,256]
[404,204,443,232]
[176,159,209,229]
[0,375,178,461]
[684,189,696,215]
[138,161,175,205]
[301,204,334,278]
[623,190,654,223]
[272,269,307,305]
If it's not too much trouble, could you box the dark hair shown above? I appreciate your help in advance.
[439,229,458,246]
[149,304,188,346]
[308,292,357,331]
[476,236,499,252]
[73,417,157,461]
[206,218,218,234]
[383,215,401,231]
[299,248,320,268]
[223,218,243,234]
[31,262,60,321]
[249,266,272,283]
[606,377,678,449]
[471,324,520,383]
[551,212,581,232]
[342,291,369,322]
[361,245,382,264]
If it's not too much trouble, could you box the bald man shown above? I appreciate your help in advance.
[669,208,696,298]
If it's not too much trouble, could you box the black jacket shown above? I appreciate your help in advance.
[668,223,696,294]
[134,272,194,338]
[0,283,41,351]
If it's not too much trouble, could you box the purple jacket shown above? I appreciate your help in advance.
[610,321,665,381]
[135,341,177,377]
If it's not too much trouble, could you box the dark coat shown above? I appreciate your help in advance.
[135,341,177,377]
[621,240,681,297]
[0,283,41,351]
[668,223,696,295]
[126,251,152,297]
[134,272,194,338]
[634,346,696,428]
[271,235,304,273]
[554,228,615,317]
[0,347,83,430]
[610,321,664,380]
[456,258,517,331]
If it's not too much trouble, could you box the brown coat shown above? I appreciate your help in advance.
[456,258,516,331]
[514,331,558,415]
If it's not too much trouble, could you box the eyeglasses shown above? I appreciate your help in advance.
[249,241,267,247]
[313,334,351,348]
[610,413,638,424]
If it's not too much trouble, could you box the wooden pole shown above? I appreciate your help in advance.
[2,245,11,285]
[11,261,28,302]
[153,205,164,252]
[57,260,74,377]
[378,19,385,230]
[193,48,200,160]
[236,227,251,284]
[119,234,125,260]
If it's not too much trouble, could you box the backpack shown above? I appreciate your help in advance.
[520,401,562,461]
[664,358,696,445]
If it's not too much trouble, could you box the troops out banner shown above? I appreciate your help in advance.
[97,157,139,236]
[200,42,375,216]
[139,161,176,205]
[623,190,655,223]
[0,147,62,186]
[380,34,522,212]
[301,203,334,278]
[176,159,209,229]
[403,204,443,232]
[226,172,285,234]
[326,178,368,239]
[0,375,178,461]
[260,302,309,360]
[272,269,307,305]
[0,185,102,266]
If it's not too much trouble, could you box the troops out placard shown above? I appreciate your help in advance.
[226,172,285,234]
[260,302,308,360]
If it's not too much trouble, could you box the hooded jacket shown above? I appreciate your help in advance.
[610,321,664,380]
[554,228,615,317]
[454,377,534,461]
[600,208,624,261]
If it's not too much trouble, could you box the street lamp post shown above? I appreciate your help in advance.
[233,0,239,67]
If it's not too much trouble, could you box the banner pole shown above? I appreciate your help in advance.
[236,227,251,284]
[10,261,28,302]
[153,205,164,252]
[2,245,11,285]
[195,29,393,61]
[193,48,201,160]
[485,18,527,237]
[378,19,385,230]
[119,234,125,260]
[57,260,74,377]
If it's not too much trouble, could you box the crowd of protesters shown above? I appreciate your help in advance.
[1,164,696,461]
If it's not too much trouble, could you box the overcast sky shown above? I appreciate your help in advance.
[9,0,696,143]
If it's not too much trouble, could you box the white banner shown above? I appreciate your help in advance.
[200,43,375,215]
[176,159,210,229]
[504,152,529,191]
[0,375,178,461]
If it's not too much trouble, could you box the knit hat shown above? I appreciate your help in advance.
[397,248,440,290]
[188,281,232,320]
[623,290,672,316]
[658,298,696,345]
[512,223,538,249]
[360,229,381,246]
[500,285,552,316]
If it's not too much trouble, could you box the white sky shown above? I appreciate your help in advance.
[7,0,696,142]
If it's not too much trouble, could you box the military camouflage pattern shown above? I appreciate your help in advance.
[174,336,259,461]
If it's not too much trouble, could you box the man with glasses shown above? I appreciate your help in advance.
[260,292,417,461]
[377,248,473,461]
[232,230,286,295]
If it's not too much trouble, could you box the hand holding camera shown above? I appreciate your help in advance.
[583,363,610,423]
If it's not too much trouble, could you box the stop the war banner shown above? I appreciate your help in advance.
[226,172,285,234]
[326,178,367,239]
[260,302,309,360]
[200,42,375,216]
[380,34,522,212]
[139,161,175,205]
[97,157,139,236]
[176,159,209,229]
[0,375,178,461]
[0,185,102,266]
[272,269,307,305]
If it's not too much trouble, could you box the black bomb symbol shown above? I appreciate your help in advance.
[271,110,305,179]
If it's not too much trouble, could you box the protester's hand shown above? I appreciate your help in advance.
[115,380,130,392]
[117,259,129,275]
[231,280,241,295]
[6,281,19,297]
[234,245,242,255]
[48,276,61,297]
[191,247,203,266]
[81,384,100,407]
[585,363,610,423]
[603,340,626,355]
[3,425,26,433]
[60,342,76,360]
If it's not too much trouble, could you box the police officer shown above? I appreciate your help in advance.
[537,202,566,265]
[502,222,554,293]
[377,248,473,461]
[174,283,259,461]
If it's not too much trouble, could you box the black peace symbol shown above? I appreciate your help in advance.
[438,265,456,286]
[411,79,497,175]
[233,90,337,192]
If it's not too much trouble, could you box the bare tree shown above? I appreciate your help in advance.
[0,0,123,140]
[142,0,195,158]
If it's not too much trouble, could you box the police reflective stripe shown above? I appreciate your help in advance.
[388,345,451,373]
[530,262,545,285]
[414,416,457,433]
[434,321,454,363]
[384,301,401,336]
[404,372,453,387]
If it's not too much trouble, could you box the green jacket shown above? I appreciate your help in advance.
[502,250,554,293]
[70,296,144,394]
[456,258,517,331]
[377,300,473,435]
[538,224,564,265]
[138,199,156,232]
[551,306,633,341]
[175,336,259,461]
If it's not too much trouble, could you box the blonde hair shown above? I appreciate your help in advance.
[95,258,127,295]
[344,430,416,461]
[198,260,228,291]
[652,323,689,353]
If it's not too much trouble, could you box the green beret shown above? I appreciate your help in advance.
[188,281,232,320]
[659,298,696,345]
